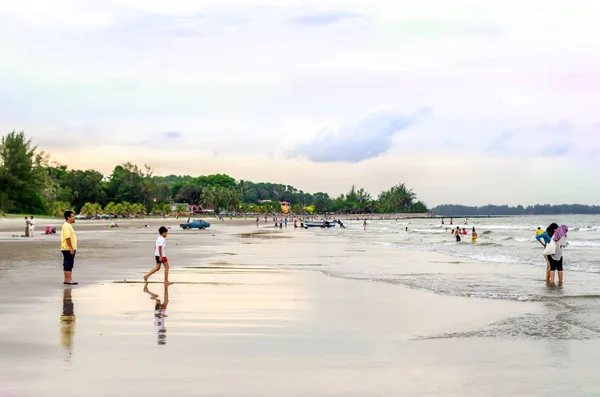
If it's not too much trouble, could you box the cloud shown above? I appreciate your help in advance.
[165,131,183,139]
[291,108,430,163]
[288,11,366,26]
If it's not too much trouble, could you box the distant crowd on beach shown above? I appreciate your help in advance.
[19,216,57,237]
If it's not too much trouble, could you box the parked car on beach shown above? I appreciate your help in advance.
[180,219,211,230]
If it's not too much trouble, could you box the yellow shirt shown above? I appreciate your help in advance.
[61,222,77,251]
[536,229,544,236]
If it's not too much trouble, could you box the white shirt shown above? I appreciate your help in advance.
[552,237,567,261]
[155,236,167,257]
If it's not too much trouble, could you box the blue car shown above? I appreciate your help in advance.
[180,219,211,230]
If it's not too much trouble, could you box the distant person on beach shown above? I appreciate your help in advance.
[363,220,367,230]
[256,217,259,228]
[144,226,171,284]
[24,216,30,237]
[29,216,35,237]
[536,223,559,282]
[441,218,444,225]
[548,224,568,285]
[455,227,461,242]
[61,211,78,285]
[471,227,477,243]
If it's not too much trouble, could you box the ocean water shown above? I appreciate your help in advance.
[310,215,600,339]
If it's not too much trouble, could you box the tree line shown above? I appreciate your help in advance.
[0,131,429,215]
[432,204,600,216]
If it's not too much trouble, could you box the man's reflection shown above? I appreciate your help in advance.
[144,283,170,345]
[60,288,76,351]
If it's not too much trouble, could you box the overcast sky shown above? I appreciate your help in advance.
[1,0,599,206]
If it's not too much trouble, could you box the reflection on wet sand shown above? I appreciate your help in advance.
[144,283,170,345]
[60,288,76,353]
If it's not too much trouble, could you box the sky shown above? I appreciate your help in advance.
[1,0,600,206]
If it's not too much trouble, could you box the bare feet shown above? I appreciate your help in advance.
[143,275,149,282]
[165,281,173,285]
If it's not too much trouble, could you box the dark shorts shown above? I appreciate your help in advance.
[549,256,563,271]
[456,235,461,242]
[62,250,76,271]
[155,256,168,264]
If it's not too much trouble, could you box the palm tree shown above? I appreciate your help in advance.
[201,186,218,211]
[104,202,116,216]
[226,188,242,212]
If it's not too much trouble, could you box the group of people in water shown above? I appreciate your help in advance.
[446,220,569,284]
[535,223,569,285]
[452,226,478,243]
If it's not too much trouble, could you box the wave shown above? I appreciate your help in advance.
[567,241,600,248]
[320,270,600,304]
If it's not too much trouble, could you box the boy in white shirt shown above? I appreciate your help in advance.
[144,226,172,284]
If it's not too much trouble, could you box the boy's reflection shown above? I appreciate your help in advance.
[60,288,76,351]
[143,283,170,345]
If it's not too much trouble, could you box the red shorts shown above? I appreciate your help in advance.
[155,256,168,264]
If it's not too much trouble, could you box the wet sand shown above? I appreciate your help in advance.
[0,218,598,396]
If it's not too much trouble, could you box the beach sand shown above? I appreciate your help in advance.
[0,217,598,396]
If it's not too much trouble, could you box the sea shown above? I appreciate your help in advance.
[314,215,600,339]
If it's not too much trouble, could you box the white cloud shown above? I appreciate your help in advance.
[290,108,431,162]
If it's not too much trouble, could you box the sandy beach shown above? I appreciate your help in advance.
[0,217,599,396]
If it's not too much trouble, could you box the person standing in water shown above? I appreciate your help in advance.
[363,219,367,230]
[536,223,559,283]
[471,227,477,243]
[548,224,568,285]
[454,227,461,242]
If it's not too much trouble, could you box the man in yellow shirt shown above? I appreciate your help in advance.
[61,210,78,285]
[536,227,544,236]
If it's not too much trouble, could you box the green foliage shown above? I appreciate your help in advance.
[80,202,103,216]
[0,131,50,213]
[151,203,172,215]
[59,170,106,211]
[51,201,72,217]
[377,184,419,213]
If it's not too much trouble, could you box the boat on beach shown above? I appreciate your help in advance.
[301,220,338,228]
